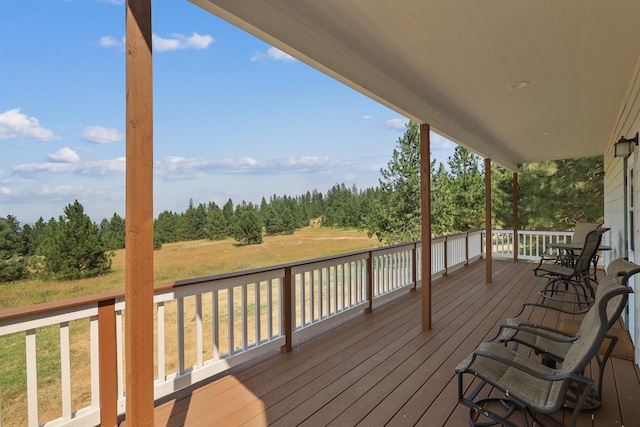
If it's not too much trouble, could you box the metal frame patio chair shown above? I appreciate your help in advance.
[455,278,631,427]
[492,259,640,411]
[536,228,609,304]
[533,223,601,277]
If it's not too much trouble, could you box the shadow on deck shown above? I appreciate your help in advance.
[143,260,640,426]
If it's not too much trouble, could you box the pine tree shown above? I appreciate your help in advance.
[39,200,113,280]
[22,217,48,256]
[222,198,236,231]
[447,146,485,231]
[362,121,422,243]
[431,161,455,236]
[516,156,603,230]
[491,165,516,230]
[204,203,228,240]
[232,203,263,245]
[181,199,208,241]
[0,215,28,283]
[155,210,181,244]
[100,213,126,250]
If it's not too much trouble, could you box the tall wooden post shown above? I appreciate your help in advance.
[513,172,519,262]
[485,158,492,283]
[420,123,432,330]
[125,0,154,425]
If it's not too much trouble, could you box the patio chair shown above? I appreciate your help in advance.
[533,223,601,277]
[492,259,640,410]
[455,277,631,427]
[536,228,609,303]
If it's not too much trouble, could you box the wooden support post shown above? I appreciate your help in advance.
[282,266,293,352]
[125,0,154,424]
[485,158,492,283]
[98,300,118,427]
[420,123,432,330]
[513,172,519,262]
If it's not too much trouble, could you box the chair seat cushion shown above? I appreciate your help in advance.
[536,263,573,277]
[455,342,566,412]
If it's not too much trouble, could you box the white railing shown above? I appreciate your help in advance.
[0,303,102,427]
[0,228,529,427]
[483,229,604,266]
[291,253,368,337]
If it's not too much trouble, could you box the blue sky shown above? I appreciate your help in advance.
[0,0,456,225]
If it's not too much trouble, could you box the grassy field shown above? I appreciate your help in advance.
[0,225,380,425]
[0,225,380,311]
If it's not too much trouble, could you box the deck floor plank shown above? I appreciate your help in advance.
[380,267,541,426]
[339,264,534,426]
[147,260,638,427]
[611,356,640,426]
[303,263,524,426]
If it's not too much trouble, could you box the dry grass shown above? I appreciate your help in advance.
[0,225,379,425]
[0,225,379,311]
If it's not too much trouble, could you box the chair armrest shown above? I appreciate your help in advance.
[511,299,590,318]
[468,349,592,385]
[497,322,579,344]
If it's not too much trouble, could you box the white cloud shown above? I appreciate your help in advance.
[382,118,408,130]
[98,35,123,48]
[11,153,361,182]
[97,0,124,5]
[12,162,76,177]
[12,157,126,179]
[361,115,374,120]
[82,126,123,144]
[431,133,456,151]
[99,32,213,52]
[36,185,83,196]
[0,109,59,141]
[155,155,345,181]
[152,32,214,52]
[251,47,296,63]
[156,156,260,180]
[0,187,10,195]
[48,147,80,163]
[85,157,127,176]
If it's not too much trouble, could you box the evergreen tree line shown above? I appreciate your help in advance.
[0,187,371,283]
[362,121,603,243]
[0,201,113,283]
[0,120,603,284]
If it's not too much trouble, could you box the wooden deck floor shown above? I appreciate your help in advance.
[143,260,640,427]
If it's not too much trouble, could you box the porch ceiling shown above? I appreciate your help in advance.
[190,0,640,171]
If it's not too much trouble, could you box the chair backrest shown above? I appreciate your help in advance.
[559,278,631,376]
[606,258,640,285]
[573,228,608,275]
[571,223,601,245]
[593,273,633,330]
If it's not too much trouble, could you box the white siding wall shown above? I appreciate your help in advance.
[604,57,640,363]
[603,154,625,263]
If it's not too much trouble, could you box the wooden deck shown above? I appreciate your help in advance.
[141,260,640,426]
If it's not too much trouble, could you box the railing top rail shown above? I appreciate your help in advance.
[515,229,572,235]
[430,229,484,240]
[0,289,123,323]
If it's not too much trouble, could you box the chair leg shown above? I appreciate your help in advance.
[578,333,619,411]
[458,374,523,427]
